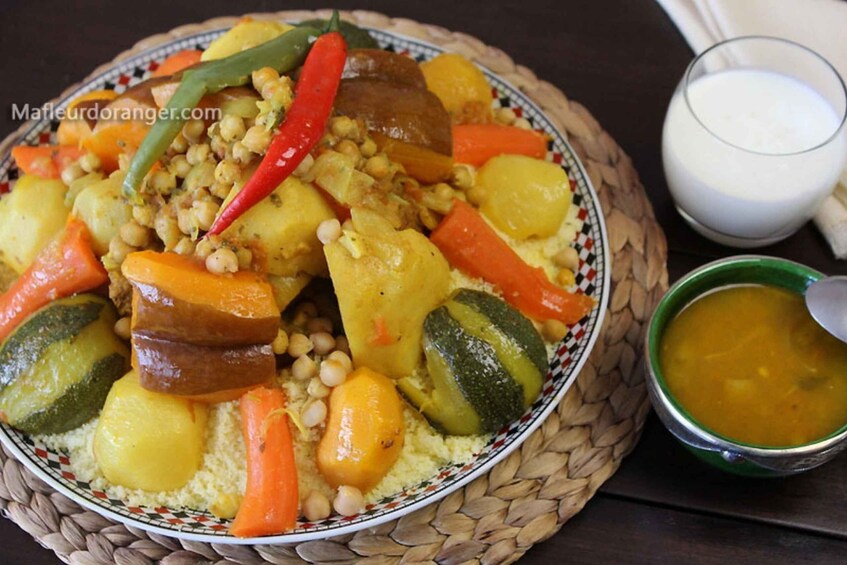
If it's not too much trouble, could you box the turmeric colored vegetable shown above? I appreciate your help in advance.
[11,145,86,179]
[230,387,298,537]
[0,218,108,342]
[317,367,405,492]
[94,371,208,492]
[371,132,453,184]
[56,90,119,147]
[420,53,493,124]
[452,123,547,167]
[152,49,203,78]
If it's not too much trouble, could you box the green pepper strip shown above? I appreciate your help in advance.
[122,25,322,202]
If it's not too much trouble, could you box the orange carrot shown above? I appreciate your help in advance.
[452,123,547,167]
[82,119,150,173]
[0,218,108,341]
[431,199,594,325]
[230,387,299,538]
[152,49,203,78]
[368,315,395,346]
[11,145,86,178]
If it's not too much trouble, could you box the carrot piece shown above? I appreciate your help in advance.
[230,387,299,537]
[11,145,86,178]
[430,199,594,325]
[368,315,395,346]
[452,123,547,167]
[0,218,108,341]
[152,49,203,78]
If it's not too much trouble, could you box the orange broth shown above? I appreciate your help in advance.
[659,285,847,447]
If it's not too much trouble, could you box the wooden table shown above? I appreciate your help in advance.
[1,1,845,563]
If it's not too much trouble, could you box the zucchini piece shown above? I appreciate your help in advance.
[0,294,130,434]
[399,289,548,435]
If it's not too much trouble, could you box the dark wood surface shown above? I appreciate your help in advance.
[1,1,845,563]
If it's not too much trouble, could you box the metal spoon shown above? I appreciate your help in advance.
[805,276,847,343]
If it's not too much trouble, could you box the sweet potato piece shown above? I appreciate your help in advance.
[334,78,452,156]
[122,251,280,344]
[343,49,427,89]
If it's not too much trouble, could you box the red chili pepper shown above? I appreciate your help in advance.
[208,32,348,235]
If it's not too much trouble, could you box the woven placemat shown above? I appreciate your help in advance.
[0,9,669,565]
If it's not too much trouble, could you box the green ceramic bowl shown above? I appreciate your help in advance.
[644,255,847,476]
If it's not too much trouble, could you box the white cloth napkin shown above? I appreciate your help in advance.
[656,0,847,256]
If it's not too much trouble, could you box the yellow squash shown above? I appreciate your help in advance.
[317,367,405,492]
[324,208,451,378]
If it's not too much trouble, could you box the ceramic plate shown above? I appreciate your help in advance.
[0,25,611,544]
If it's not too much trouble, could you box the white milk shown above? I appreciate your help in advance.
[663,69,846,246]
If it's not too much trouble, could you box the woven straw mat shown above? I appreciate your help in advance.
[0,9,669,565]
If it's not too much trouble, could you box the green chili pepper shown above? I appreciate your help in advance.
[123,24,322,202]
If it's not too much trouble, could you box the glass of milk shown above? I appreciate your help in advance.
[662,36,847,247]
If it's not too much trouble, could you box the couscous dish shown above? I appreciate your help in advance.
[0,13,593,536]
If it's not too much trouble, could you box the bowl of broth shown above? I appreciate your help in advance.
[645,255,847,476]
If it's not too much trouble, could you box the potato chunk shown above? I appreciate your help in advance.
[477,155,572,240]
[72,173,132,256]
[225,177,335,278]
[94,371,208,491]
[0,175,69,273]
[201,19,294,61]
[324,208,451,378]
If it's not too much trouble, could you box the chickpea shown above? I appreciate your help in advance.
[292,354,317,380]
[288,332,314,357]
[148,170,177,195]
[310,332,336,356]
[451,165,475,190]
[219,114,246,143]
[231,141,254,165]
[359,137,377,158]
[553,247,580,271]
[60,163,84,186]
[113,317,132,340]
[319,359,349,388]
[173,237,196,256]
[214,159,241,186]
[132,204,156,228]
[272,330,290,355]
[119,220,151,248]
[330,116,359,140]
[108,235,135,264]
[336,139,361,162]
[154,213,181,249]
[333,486,365,517]
[301,399,327,428]
[205,247,239,274]
[241,125,271,154]
[252,67,280,93]
[194,237,215,259]
[307,377,330,399]
[363,154,391,179]
[494,107,517,125]
[169,154,192,178]
[302,490,331,522]
[316,219,342,245]
[235,247,253,270]
[182,119,206,144]
[514,117,533,130]
[169,133,189,154]
[192,200,219,232]
[556,268,576,288]
[78,152,101,174]
[186,143,211,166]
